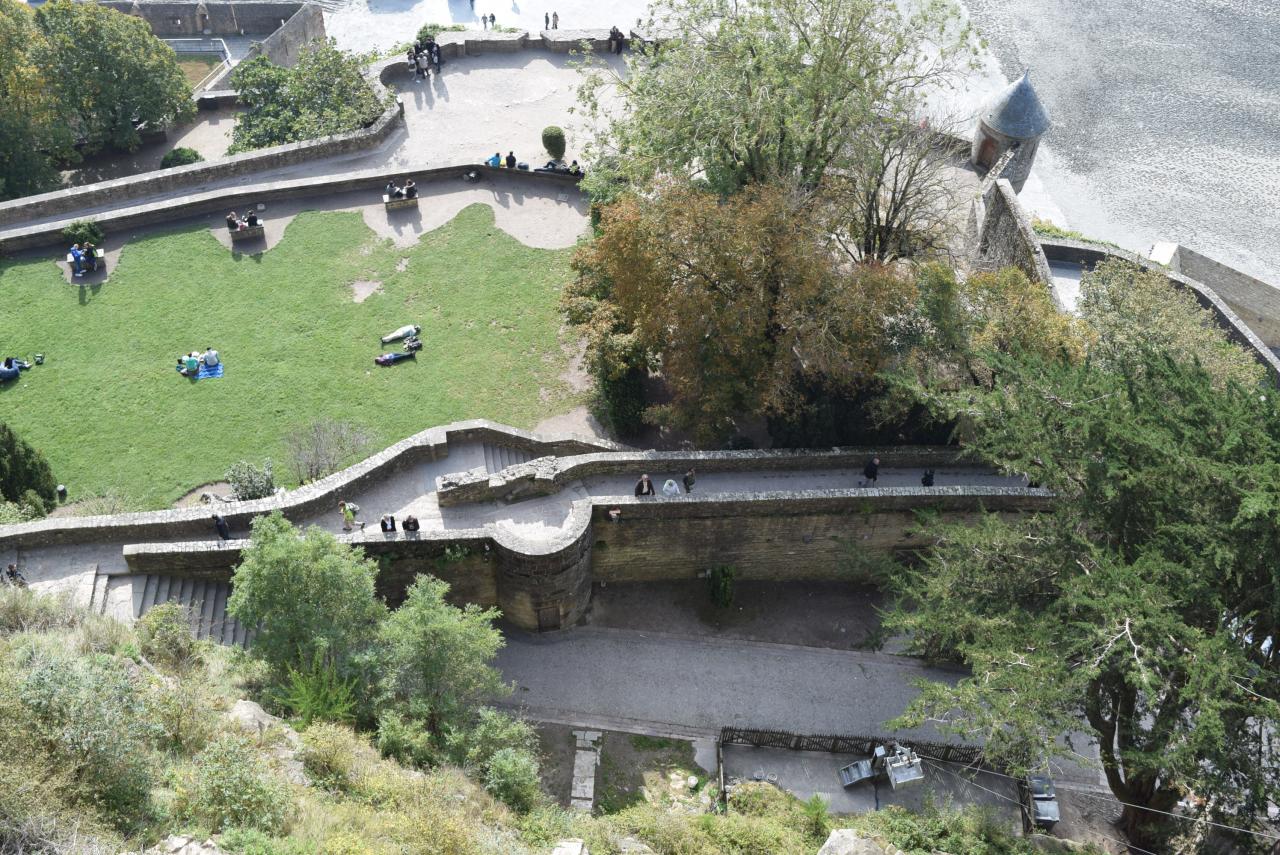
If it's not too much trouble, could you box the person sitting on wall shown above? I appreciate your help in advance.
[402,515,420,532]
[568,160,583,176]
[403,179,418,198]
[245,210,260,227]
[505,151,517,169]
[486,152,502,167]
[67,243,85,277]
[385,180,403,199]
[226,211,243,231]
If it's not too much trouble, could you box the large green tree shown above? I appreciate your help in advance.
[377,575,506,735]
[0,422,57,513]
[887,351,1280,849]
[227,513,386,677]
[0,0,72,199]
[577,0,976,261]
[34,0,194,155]
[230,40,384,154]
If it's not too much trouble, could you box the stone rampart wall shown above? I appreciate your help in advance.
[1040,239,1280,385]
[0,420,621,552]
[969,176,1053,291]
[437,446,969,506]
[101,1,304,36]
[1150,243,1280,348]
[0,164,581,254]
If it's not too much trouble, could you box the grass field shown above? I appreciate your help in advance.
[0,205,584,509]
[176,54,225,87]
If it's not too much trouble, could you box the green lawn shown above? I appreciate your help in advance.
[0,205,583,509]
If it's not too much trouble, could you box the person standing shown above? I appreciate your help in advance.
[551,11,558,28]
[212,514,231,540]
[415,49,429,80]
[862,457,880,487]
[921,469,935,487]
[634,474,655,496]
[489,13,496,28]
[545,11,549,29]
[682,469,696,493]
[482,13,488,29]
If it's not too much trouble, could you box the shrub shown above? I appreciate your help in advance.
[136,601,196,669]
[0,499,40,525]
[708,565,736,609]
[0,588,83,636]
[596,368,647,438]
[375,710,442,768]
[226,458,277,500]
[20,489,48,518]
[287,418,373,484]
[541,125,566,161]
[446,707,537,774]
[300,722,368,792]
[415,22,465,43]
[146,678,217,754]
[60,219,104,247]
[0,423,58,510]
[160,146,203,168]
[274,652,357,726]
[483,747,542,812]
[178,735,291,833]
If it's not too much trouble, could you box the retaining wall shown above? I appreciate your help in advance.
[205,2,324,89]
[101,1,304,36]
[1040,238,1280,385]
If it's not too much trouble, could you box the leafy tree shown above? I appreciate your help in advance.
[227,512,385,677]
[225,459,276,500]
[887,351,1280,848]
[576,0,976,259]
[1079,258,1265,390]
[34,0,194,155]
[230,40,385,154]
[377,575,506,736]
[566,182,916,442]
[0,422,57,512]
[0,0,72,199]
[483,747,542,812]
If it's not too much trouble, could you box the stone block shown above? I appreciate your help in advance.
[818,830,886,855]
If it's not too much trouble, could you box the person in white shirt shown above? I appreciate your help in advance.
[202,347,220,367]
[662,479,681,497]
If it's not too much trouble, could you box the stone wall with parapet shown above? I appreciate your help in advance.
[0,164,582,254]
[437,446,969,507]
[0,420,621,552]
[1041,238,1280,385]
[1150,243,1280,348]
[967,149,1054,293]
[204,2,325,89]
[100,1,304,36]
[0,56,404,232]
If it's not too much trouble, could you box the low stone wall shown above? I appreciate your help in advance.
[1041,238,1280,385]
[101,0,304,36]
[0,420,621,552]
[437,446,969,506]
[1150,243,1280,348]
[0,164,582,254]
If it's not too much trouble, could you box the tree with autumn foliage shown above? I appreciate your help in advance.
[566,182,916,443]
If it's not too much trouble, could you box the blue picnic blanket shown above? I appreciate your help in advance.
[197,362,224,380]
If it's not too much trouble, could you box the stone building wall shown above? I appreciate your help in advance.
[100,1,305,36]
[968,173,1054,291]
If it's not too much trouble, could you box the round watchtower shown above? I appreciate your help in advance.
[971,71,1050,193]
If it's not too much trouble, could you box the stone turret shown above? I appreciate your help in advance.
[971,70,1050,192]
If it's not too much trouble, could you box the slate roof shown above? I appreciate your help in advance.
[981,71,1050,139]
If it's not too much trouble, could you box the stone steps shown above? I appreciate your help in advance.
[135,573,253,647]
[88,567,109,615]
[482,442,533,474]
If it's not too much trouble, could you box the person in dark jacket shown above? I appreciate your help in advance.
[921,469,935,487]
[682,469,696,493]
[212,514,231,540]
[505,151,517,169]
[862,457,880,487]
[402,515,420,532]
[380,514,396,532]
[634,474,655,496]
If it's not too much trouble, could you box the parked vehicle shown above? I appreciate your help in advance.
[1025,775,1061,829]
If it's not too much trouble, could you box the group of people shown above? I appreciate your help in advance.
[543,11,559,29]
[175,346,220,377]
[634,470,697,498]
[485,151,583,176]
[379,513,421,532]
[859,458,935,487]
[225,210,260,232]
[375,323,423,366]
[385,178,418,199]
[406,37,443,80]
[67,241,101,276]
[479,12,497,29]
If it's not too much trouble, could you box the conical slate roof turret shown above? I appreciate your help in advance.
[980,71,1050,140]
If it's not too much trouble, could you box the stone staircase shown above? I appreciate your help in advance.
[133,574,254,647]
[482,442,534,474]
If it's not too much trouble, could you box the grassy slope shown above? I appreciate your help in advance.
[0,205,581,508]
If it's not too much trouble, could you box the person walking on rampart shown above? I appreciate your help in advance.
[861,457,880,487]
[212,514,231,540]
[682,468,696,493]
[339,500,364,531]
[551,11,559,28]
[634,474,655,497]
[545,11,549,29]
